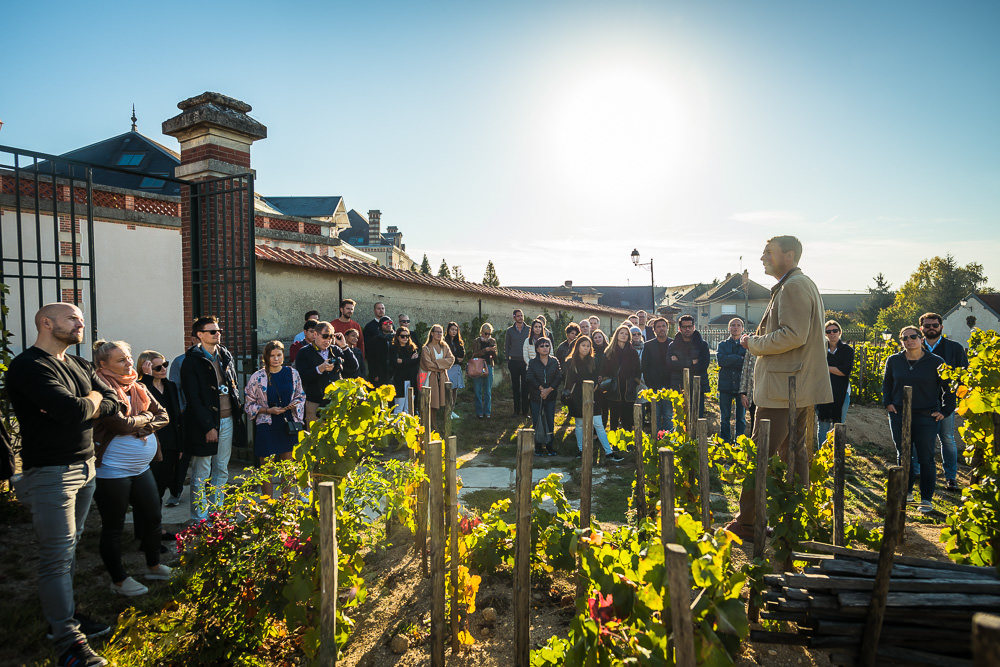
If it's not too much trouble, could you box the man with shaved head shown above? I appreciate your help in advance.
[9,303,120,666]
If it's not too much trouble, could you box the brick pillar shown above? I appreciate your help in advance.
[162,92,267,348]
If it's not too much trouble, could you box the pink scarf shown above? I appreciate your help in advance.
[97,367,150,416]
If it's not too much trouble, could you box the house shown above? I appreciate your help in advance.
[339,209,416,271]
[942,293,1000,346]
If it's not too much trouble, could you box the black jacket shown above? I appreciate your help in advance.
[564,359,605,417]
[140,376,183,452]
[390,344,421,398]
[525,356,562,403]
[640,337,673,391]
[7,347,120,469]
[367,332,394,385]
[817,342,854,421]
[180,344,245,457]
[667,331,710,392]
[716,337,746,394]
[295,344,356,404]
[882,351,955,416]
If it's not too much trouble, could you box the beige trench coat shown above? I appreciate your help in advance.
[747,267,834,409]
[420,342,455,409]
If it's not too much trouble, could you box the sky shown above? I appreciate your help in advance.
[2,1,998,294]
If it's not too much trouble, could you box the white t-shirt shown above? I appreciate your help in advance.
[96,434,158,479]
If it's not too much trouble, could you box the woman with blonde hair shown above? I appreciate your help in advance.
[92,340,171,597]
[245,340,306,497]
[420,324,455,429]
[469,322,498,419]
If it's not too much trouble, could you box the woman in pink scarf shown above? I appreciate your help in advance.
[92,340,170,597]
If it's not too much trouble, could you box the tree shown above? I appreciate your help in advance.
[875,255,988,334]
[419,254,432,275]
[437,259,452,280]
[482,260,500,287]
[855,273,895,326]
[452,264,466,281]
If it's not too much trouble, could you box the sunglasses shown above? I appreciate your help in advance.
[401,320,410,324]
[900,333,921,341]
[825,329,840,334]
[399,334,410,339]
[152,361,169,372]
[201,328,222,335]
[319,333,333,339]
[921,322,941,328]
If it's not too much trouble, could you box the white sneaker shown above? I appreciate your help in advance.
[111,576,148,597]
[906,492,914,503]
[919,501,934,514]
[145,564,173,581]
[450,412,460,420]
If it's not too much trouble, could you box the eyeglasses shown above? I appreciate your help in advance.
[900,334,921,341]
[152,362,169,372]
[319,333,333,339]
[825,329,840,334]
[200,328,222,335]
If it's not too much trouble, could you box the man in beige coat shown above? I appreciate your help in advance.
[726,235,833,539]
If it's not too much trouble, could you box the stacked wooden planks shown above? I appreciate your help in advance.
[752,541,1000,667]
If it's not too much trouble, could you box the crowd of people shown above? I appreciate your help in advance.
[4,235,968,666]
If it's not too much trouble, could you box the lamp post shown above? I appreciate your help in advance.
[881,329,893,346]
[630,249,656,314]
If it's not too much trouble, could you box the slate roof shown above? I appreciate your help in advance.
[695,274,771,302]
[514,285,670,310]
[38,130,182,196]
[255,246,635,317]
[340,209,388,246]
[262,196,343,219]
[943,293,1000,321]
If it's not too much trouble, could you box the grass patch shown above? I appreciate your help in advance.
[462,489,516,518]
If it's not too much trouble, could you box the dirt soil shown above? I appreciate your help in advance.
[0,401,965,666]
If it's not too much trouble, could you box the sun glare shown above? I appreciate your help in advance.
[540,61,708,203]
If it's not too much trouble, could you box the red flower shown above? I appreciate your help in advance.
[657,430,667,440]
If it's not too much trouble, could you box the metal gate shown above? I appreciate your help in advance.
[189,173,258,373]
[0,145,100,357]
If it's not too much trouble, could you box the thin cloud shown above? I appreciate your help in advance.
[730,210,804,224]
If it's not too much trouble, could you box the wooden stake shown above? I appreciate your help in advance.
[428,440,445,666]
[514,429,535,667]
[692,376,702,430]
[899,386,913,545]
[697,418,711,531]
[973,612,1000,667]
[666,543,696,667]
[407,384,415,416]
[649,398,658,442]
[318,481,338,666]
[749,418,770,623]
[634,402,647,520]
[682,368,691,435]
[859,466,906,667]
[417,385,431,574]
[580,380,595,530]
[446,436,459,652]
[833,423,846,547]
[659,448,676,544]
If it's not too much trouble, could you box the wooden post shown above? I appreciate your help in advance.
[682,368,691,435]
[514,429,535,667]
[858,347,866,402]
[666,543,696,667]
[806,408,817,459]
[697,418,711,531]
[692,376,702,428]
[660,448,676,544]
[649,398,658,442]
[973,612,1000,667]
[752,419,771,557]
[446,436,459,652]
[833,423,846,547]
[443,380,453,439]
[407,384,415,415]
[749,418,770,623]
[580,381,595,530]
[899,386,913,544]
[428,440,445,666]
[634,403,647,520]
[859,466,906,667]
[417,386,431,573]
[318,481,338,666]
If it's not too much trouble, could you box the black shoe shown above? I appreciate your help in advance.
[47,613,111,640]
[607,451,626,463]
[946,479,959,491]
[574,449,582,458]
[57,639,107,666]
[546,447,558,457]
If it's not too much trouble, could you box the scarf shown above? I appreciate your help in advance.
[97,366,151,416]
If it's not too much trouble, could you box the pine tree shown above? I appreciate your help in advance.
[437,259,452,279]
[452,264,466,281]
[419,254,432,275]
[482,260,500,287]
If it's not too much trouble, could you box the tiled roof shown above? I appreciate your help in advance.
[976,293,1000,317]
[255,246,634,317]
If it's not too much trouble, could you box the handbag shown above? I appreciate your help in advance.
[268,368,303,436]
[467,358,488,378]
[596,376,617,394]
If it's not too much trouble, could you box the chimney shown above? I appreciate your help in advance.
[565,280,573,288]
[368,209,381,246]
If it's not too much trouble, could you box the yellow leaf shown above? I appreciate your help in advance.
[457,630,476,645]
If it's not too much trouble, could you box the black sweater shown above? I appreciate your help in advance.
[7,347,120,469]
[140,376,183,452]
[525,356,562,403]
[295,344,357,404]
[882,351,955,416]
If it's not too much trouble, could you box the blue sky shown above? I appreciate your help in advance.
[2,1,997,294]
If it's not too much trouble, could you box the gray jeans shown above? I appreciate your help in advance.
[14,458,96,652]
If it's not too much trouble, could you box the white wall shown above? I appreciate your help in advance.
[944,299,1000,347]
[93,221,186,361]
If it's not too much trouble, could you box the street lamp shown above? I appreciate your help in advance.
[881,329,893,344]
[630,249,656,314]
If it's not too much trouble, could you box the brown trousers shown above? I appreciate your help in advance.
[305,401,320,425]
[735,406,812,529]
